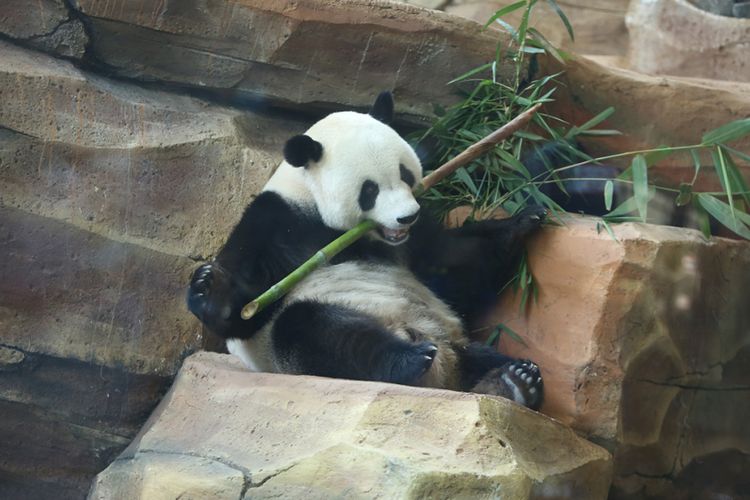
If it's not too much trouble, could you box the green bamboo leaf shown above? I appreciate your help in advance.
[675,183,692,207]
[447,63,493,85]
[485,325,502,347]
[724,145,750,164]
[565,107,615,140]
[697,193,750,239]
[527,28,564,64]
[494,17,519,40]
[644,145,673,165]
[604,195,638,219]
[632,154,649,222]
[500,323,528,346]
[712,146,735,221]
[694,201,712,239]
[545,0,575,41]
[720,146,750,206]
[484,0,528,28]
[497,149,531,179]
[455,167,478,195]
[604,180,614,211]
[520,46,547,54]
[701,118,750,146]
[690,148,702,183]
[577,129,622,136]
[516,0,538,45]
[599,219,619,242]
[514,130,545,141]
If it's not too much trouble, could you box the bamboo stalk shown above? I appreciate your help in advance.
[240,103,542,320]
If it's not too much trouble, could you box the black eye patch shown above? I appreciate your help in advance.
[400,164,415,188]
[358,180,379,211]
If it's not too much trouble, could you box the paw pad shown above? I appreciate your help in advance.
[500,360,544,410]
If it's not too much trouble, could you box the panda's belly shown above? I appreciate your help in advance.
[226,261,465,388]
[287,261,464,344]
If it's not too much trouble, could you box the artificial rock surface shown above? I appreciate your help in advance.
[445,0,630,57]
[0,41,309,497]
[0,0,88,59]
[626,0,750,82]
[483,216,750,498]
[539,55,750,191]
[65,0,510,122]
[90,352,613,500]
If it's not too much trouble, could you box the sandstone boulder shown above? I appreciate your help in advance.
[446,0,630,57]
[482,216,750,498]
[0,41,309,497]
[63,0,509,122]
[626,0,750,82]
[540,55,750,191]
[90,352,613,499]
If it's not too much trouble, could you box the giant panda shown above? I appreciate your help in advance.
[187,92,545,409]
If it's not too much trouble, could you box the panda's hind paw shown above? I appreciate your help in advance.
[385,341,437,385]
[472,360,544,410]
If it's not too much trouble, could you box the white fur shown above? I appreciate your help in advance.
[228,262,464,389]
[264,111,422,231]
[230,110,462,387]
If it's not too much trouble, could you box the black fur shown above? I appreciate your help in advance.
[187,93,546,408]
[187,192,545,395]
[358,180,379,211]
[399,164,415,188]
[407,205,547,321]
[283,134,323,167]
[369,91,394,124]
[273,301,436,384]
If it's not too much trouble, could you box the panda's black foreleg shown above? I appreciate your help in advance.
[408,206,546,321]
[187,261,253,339]
[271,301,437,385]
[453,342,544,410]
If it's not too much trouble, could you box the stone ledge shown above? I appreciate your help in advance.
[90,351,613,499]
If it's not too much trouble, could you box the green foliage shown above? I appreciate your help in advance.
[412,0,750,317]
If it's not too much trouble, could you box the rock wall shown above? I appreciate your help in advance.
[0,40,309,498]
[626,0,750,82]
[0,1,515,497]
[1,0,749,498]
[484,216,750,498]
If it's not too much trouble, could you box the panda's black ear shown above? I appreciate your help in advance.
[283,134,323,167]
[369,91,394,125]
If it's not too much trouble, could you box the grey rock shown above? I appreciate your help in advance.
[733,1,750,17]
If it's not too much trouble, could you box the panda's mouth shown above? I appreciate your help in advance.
[377,225,410,245]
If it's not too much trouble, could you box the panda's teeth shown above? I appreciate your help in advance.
[380,226,409,244]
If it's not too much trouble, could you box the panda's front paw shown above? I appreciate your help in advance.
[385,341,437,385]
[187,263,234,329]
[515,205,547,231]
[472,360,544,410]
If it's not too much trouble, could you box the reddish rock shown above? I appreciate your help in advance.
[481,215,750,498]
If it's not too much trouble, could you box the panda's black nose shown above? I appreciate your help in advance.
[397,210,420,225]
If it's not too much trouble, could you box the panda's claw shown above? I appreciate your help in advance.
[187,263,235,329]
[386,341,437,385]
[471,359,544,410]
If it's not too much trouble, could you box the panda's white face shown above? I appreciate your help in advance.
[265,110,423,245]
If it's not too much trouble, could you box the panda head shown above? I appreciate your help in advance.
[281,92,422,245]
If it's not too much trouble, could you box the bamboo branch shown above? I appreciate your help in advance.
[240,103,542,320]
